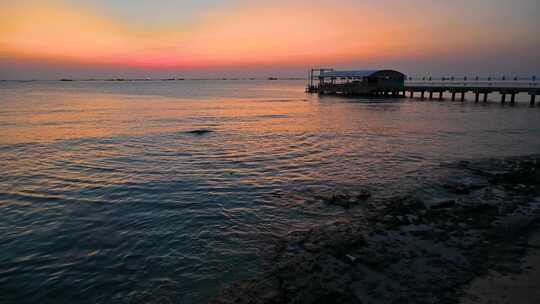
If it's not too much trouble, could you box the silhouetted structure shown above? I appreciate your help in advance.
[307,69,405,96]
[307,69,540,105]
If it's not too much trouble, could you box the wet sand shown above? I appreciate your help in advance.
[213,155,540,304]
[460,231,540,304]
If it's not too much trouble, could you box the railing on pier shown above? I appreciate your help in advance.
[405,76,539,89]
[404,76,539,105]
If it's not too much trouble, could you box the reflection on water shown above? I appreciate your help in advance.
[1,80,540,303]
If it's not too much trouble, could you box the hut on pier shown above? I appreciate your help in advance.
[308,69,406,96]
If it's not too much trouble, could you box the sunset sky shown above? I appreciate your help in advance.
[0,0,539,79]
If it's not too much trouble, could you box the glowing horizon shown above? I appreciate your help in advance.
[1,0,539,78]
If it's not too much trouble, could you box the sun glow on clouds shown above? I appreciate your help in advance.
[0,0,521,70]
[0,1,187,67]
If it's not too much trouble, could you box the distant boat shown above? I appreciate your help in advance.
[268,77,278,80]
[60,78,73,81]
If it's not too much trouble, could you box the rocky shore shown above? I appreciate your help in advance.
[213,155,540,304]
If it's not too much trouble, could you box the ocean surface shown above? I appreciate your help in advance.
[1,80,540,303]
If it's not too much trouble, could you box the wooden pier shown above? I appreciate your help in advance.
[404,80,540,106]
[306,68,539,106]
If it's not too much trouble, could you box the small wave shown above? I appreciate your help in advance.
[254,114,290,119]
[255,98,308,103]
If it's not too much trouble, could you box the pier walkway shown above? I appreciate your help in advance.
[404,79,540,106]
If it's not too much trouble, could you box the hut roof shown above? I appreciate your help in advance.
[320,70,377,78]
[320,69,405,79]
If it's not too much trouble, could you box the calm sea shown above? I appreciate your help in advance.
[1,80,540,303]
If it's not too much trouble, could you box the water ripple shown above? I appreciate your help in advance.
[1,81,540,303]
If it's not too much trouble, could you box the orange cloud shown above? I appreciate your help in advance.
[1,2,123,62]
[0,0,487,69]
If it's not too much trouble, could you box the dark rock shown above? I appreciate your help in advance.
[324,193,351,208]
[354,189,372,201]
[428,199,457,209]
[319,189,370,209]
[444,184,470,194]
[443,183,477,195]
[186,129,213,135]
